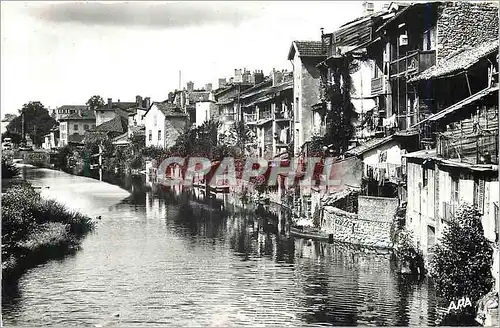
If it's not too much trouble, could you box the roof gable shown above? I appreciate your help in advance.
[144,102,187,118]
[91,115,128,134]
[288,41,325,60]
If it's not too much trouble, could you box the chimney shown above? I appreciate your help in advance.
[187,81,194,93]
[107,98,112,108]
[321,27,325,55]
[218,78,227,89]
[362,2,374,15]
[205,83,213,92]
[144,97,151,109]
[136,95,143,107]
[272,69,284,86]
[254,70,264,85]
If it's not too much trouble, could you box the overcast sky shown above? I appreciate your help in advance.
[1,1,387,118]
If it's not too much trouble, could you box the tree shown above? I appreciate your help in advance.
[1,130,22,145]
[316,53,362,156]
[6,101,55,146]
[3,113,16,122]
[2,155,20,179]
[429,203,494,306]
[86,95,105,111]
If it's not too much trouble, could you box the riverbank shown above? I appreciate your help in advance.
[1,179,95,280]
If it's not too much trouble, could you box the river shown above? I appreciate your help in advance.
[2,167,441,327]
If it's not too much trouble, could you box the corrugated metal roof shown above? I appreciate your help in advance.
[409,40,499,82]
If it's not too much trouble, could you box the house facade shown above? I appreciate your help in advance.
[127,96,150,138]
[195,100,217,127]
[55,105,89,122]
[369,1,498,131]
[144,102,189,149]
[287,41,325,156]
[213,82,253,143]
[41,126,59,150]
[59,110,96,146]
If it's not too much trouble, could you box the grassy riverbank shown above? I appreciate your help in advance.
[2,179,95,278]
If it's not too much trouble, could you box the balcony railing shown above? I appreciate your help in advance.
[437,131,499,165]
[244,113,257,123]
[259,111,272,121]
[389,50,436,78]
[371,75,387,95]
[275,110,292,120]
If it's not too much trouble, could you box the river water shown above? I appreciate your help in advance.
[2,168,441,327]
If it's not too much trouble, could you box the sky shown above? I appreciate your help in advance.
[1,1,387,118]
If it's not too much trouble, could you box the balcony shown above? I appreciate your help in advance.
[437,131,499,165]
[371,75,387,96]
[244,113,257,124]
[275,110,292,121]
[221,112,237,122]
[389,50,436,79]
[259,111,272,121]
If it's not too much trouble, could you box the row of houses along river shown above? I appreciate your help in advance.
[1,165,452,327]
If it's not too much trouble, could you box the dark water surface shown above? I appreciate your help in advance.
[2,168,441,326]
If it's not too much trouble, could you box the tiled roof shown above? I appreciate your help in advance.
[91,116,128,133]
[59,110,96,121]
[288,41,325,60]
[188,91,210,103]
[155,102,188,117]
[68,134,84,144]
[345,135,394,157]
[96,102,137,112]
[409,40,499,82]
[57,105,88,111]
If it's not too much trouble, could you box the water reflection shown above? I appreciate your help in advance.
[2,168,441,327]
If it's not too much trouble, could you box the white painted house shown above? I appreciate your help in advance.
[195,100,217,127]
[144,102,189,149]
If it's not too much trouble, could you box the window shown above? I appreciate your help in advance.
[158,130,162,140]
[422,27,436,51]
[74,124,79,130]
[84,124,89,130]
[422,168,428,187]
[474,177,485,214]
[148,130,152,142]
[451,176,459,205]
[494,203,499,243]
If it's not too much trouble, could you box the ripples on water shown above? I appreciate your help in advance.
[2,168,440,326]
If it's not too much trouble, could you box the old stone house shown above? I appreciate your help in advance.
[287,41,325,156]
[59,109,96,146]
[369,1,498,130]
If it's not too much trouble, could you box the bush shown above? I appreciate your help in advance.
[1,183,95,260]
[393,229,425,275]
[2,155,19,179]
[429,203,493,304]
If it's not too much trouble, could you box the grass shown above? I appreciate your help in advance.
[1,182,95,277]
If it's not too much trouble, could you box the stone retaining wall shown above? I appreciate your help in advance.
[321,196,399,248]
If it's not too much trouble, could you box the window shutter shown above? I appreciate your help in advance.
[478,179,485,214]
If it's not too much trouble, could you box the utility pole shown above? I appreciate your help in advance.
[21,111,25,143]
